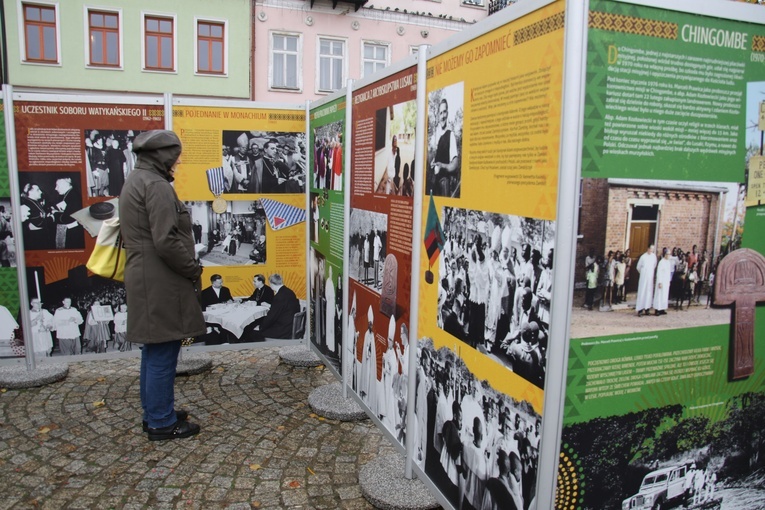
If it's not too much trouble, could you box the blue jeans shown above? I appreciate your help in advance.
[140,340,181,429]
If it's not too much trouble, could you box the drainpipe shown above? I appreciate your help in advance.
[250,0,257,100]
[0,0,8,84]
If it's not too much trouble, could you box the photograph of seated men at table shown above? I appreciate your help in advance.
[199,274,237,345]
[189,200,268,267]
[197,273,304,344]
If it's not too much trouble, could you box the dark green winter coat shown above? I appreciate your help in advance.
[119,130,205,343]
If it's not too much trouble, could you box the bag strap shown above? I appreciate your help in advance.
[108,232,123,280]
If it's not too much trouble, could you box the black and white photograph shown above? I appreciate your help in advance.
[189,200,268,267]
[414,340,541,510]
[0,198,17,267]
[436,206,555,389]
[373,100,416,196]
[0,298,21,358]
[310,247,342,371]
[348,208,388,293]
[84,129,141,198]
[312,121,344,191]
[221,130,306,194]
[562,392,765,509]
[310,192,320,243]
[19,172,85,251]
[196,271,304,345]
[426,82,464,199]
[25,265,130,356]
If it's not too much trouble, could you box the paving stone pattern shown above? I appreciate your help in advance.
[0,348,427,509]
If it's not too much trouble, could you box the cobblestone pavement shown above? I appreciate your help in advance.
[0,348,403,509]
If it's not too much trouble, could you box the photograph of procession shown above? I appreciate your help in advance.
[414,340,541,510]
[436,206,554,389]
[23,265,130,357]
[570,178,747,339]
[312,120,344,191]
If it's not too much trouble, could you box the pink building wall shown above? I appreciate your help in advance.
[253,0,486,102]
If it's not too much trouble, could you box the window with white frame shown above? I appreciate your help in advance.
[143,14,175,71]
[318,37,345,92]
[196,19,226,74]
[362,42,388,78]
[21,2,58,63]
[271,32,300,90]
[87,9,120,67]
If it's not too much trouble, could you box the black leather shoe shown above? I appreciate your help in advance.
[142,410,189,432]
[147,420,200,441]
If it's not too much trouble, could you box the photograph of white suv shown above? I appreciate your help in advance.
[622,463,691,510]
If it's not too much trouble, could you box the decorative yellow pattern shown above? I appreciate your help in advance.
[515,12,566,46]
[753,35,765,52]
[555,450,581,510]
[589,11,678,40]
[270,113,305,122]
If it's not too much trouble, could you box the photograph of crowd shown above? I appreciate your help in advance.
[189,200,269,267]
[348,295,410,444]
[571,178,745,338]
[373,100,416,197]
[312,121,344,191]
[310,248,342,371]
[0,198,16,267]
[221,131,306,194]
[426,82,463,199]
[348,208,388,293]
[84,129,141,198]
[436,206,554,389]
[19,172,85,251]
[25,266,131,356]
[414,340,541,510]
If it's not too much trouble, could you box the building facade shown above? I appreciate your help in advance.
[576,178,730,289]
[252,0,484,102]
[0,0,487,101]
[2,0,252,97]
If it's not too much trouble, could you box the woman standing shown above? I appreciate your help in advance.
[120,130,205,441]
